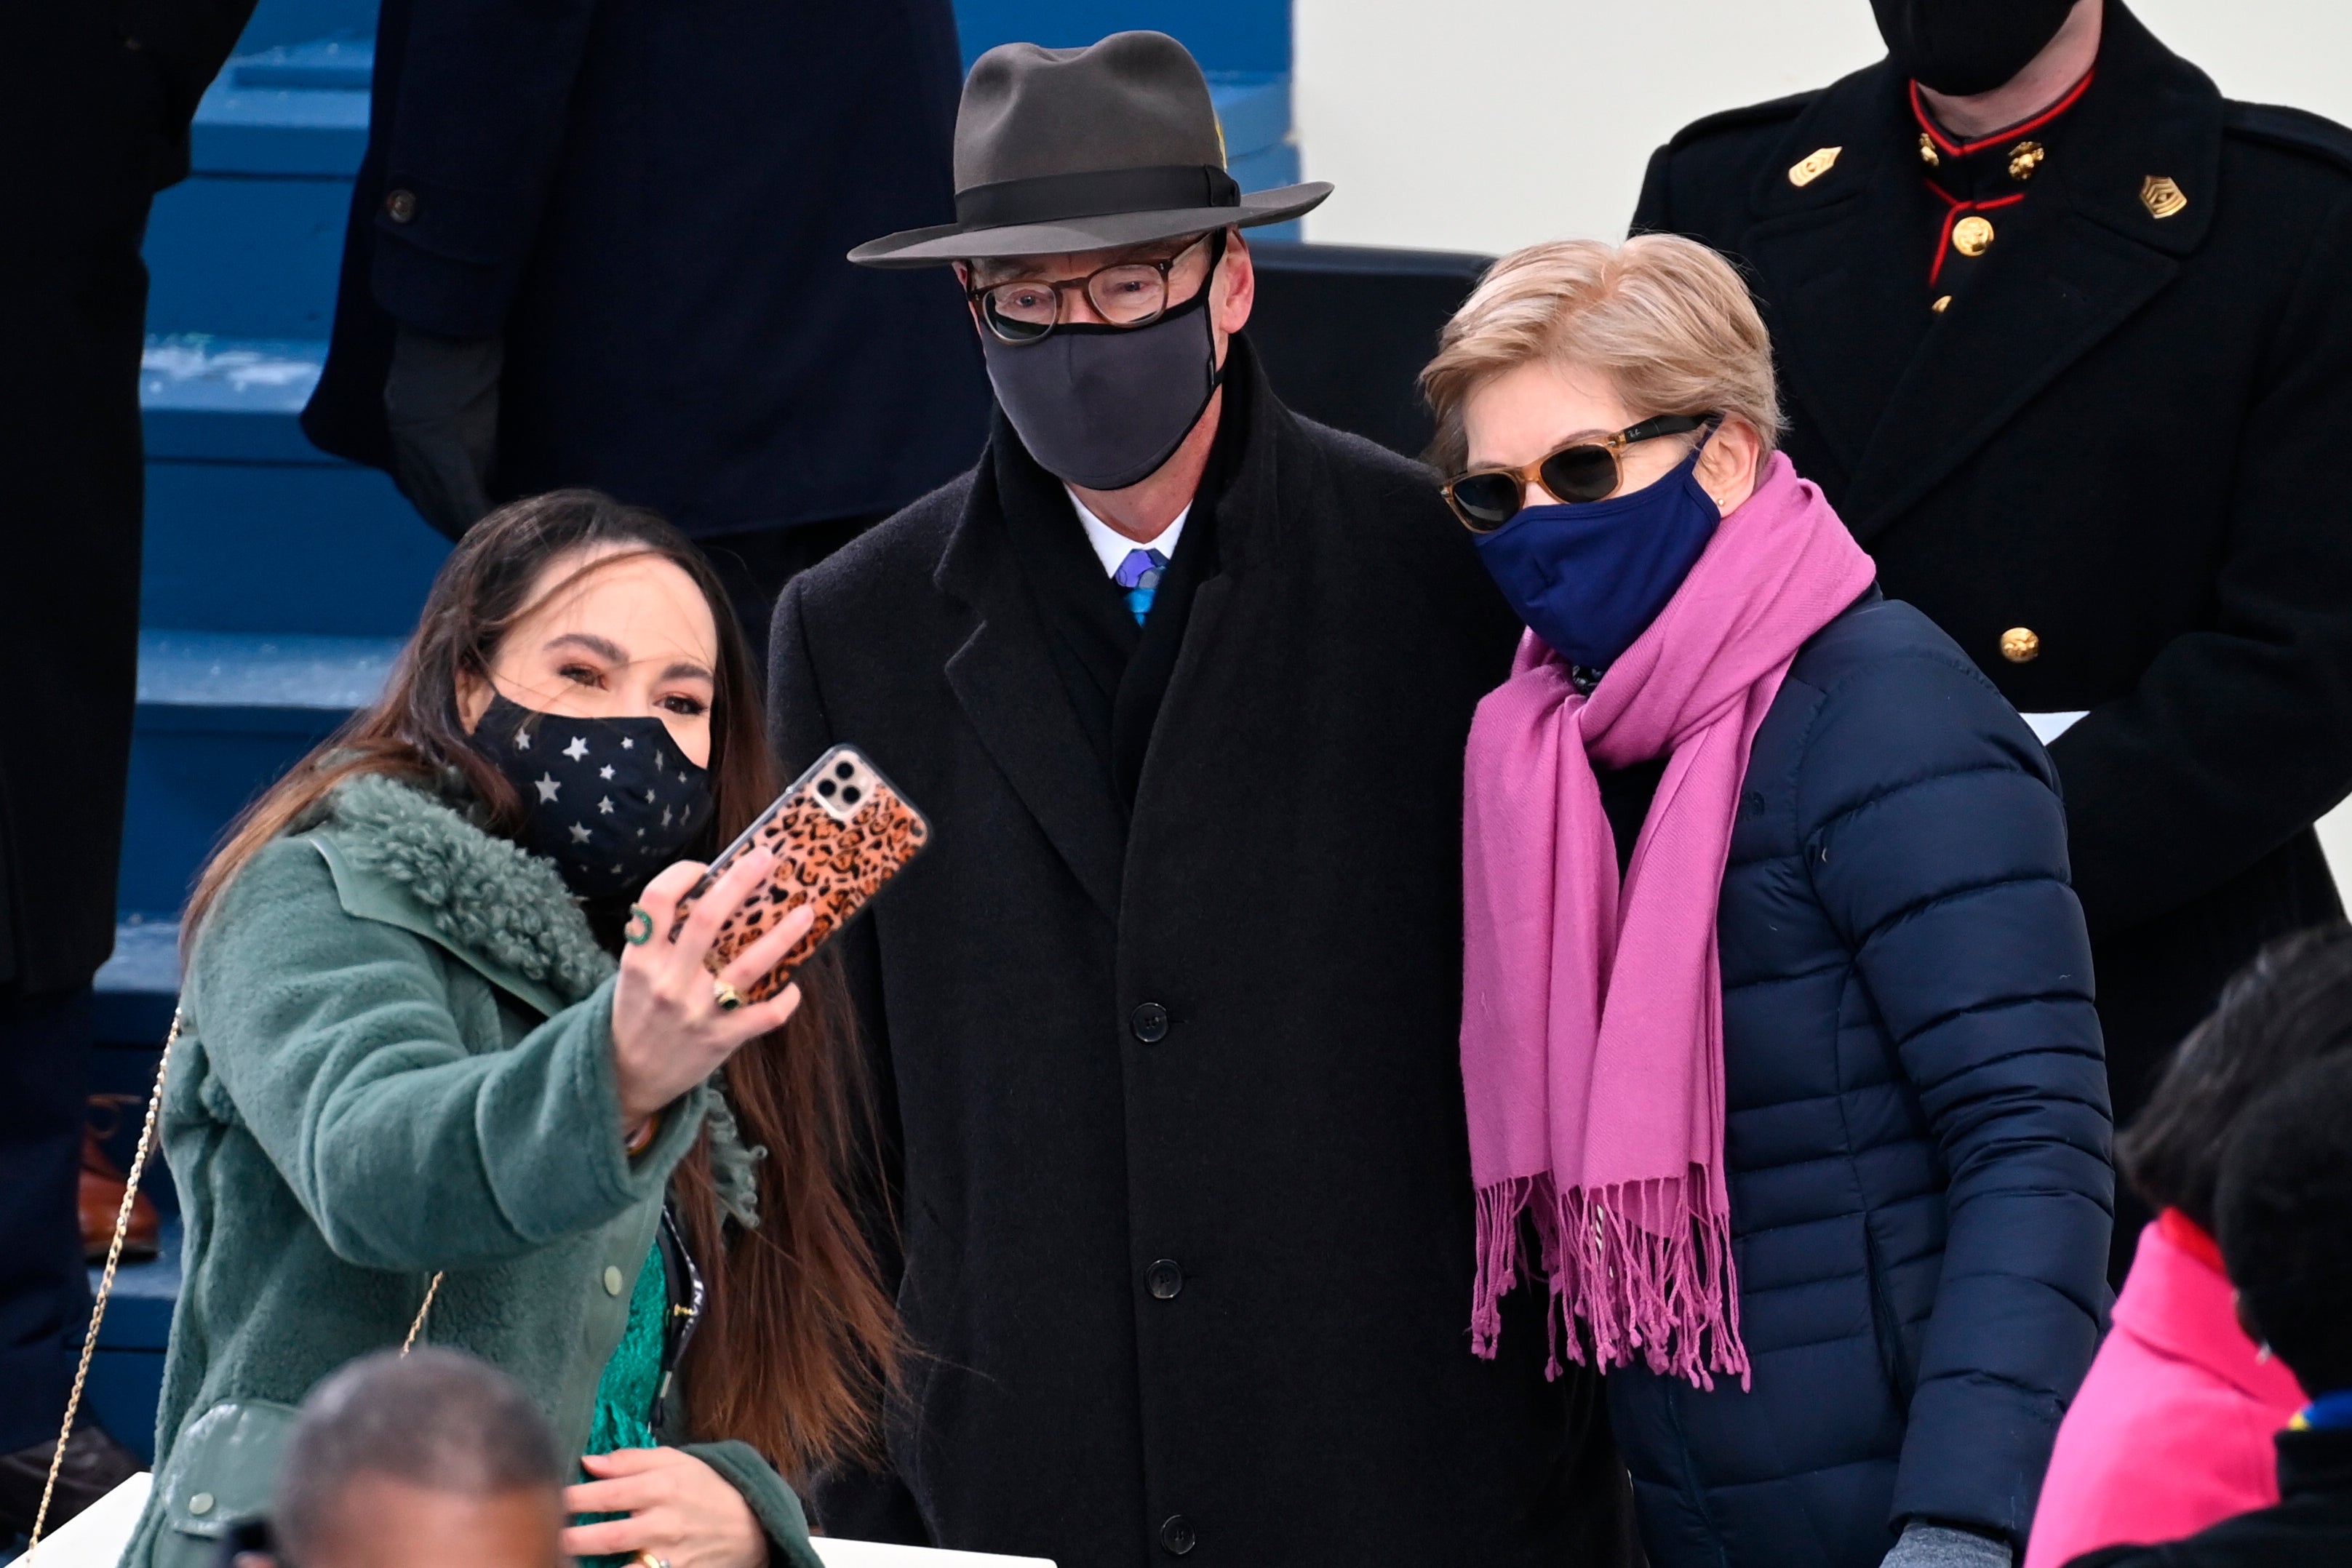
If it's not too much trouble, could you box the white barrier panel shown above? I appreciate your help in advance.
[20,1470,152,1567]
[16,1473,1056,1568]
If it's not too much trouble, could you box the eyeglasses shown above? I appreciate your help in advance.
[968,231,1224,344]
[1441,413,1719,532]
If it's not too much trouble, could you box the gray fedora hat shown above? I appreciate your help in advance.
[849,30,1331,268]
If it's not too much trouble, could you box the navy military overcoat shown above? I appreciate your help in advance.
[1633,4,2352,1226]
[302,0,992,537]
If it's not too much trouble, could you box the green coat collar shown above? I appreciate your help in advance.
[296,772,767,1228]
[302,772,614,1020]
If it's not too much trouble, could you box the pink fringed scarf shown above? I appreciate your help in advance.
[1460,452,1875,1389]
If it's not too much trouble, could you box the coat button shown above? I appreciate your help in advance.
[2000,626,2041,663]
[188,1492,215,1516]
[1130,1002,1169,1044]
[604,1265,625,1295]
[1146,1259,1184,1300]
[1159,1515,1196,1556]
[384,188,418,223]
[1953,213,1996,255]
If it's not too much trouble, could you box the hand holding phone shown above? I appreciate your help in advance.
[668,745,930,1004]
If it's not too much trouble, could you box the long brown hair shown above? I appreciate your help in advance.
[185,489,898,1477]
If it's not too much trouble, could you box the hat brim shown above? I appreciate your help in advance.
[848,183,1334,268]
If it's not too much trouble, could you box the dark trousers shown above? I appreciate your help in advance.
[699,514,885,681]
[0,986,92,1453]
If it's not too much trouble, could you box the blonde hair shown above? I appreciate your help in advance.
[1420,234,1783,474]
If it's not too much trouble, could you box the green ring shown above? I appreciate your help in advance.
[623,906,654,945]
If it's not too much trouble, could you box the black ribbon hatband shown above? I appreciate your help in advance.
[955,164,1241,228]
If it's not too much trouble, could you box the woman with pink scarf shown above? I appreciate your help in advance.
[1424,236,2111,1568]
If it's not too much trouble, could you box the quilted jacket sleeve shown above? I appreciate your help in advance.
[1798,641,2113,1544]
[187,835,701,1271]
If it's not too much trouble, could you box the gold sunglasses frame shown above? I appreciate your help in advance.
[1442,412,1718,532]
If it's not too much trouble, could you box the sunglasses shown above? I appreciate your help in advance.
[1442,412,1719,532]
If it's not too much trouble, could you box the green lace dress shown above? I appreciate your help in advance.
[578,1237,670,1567]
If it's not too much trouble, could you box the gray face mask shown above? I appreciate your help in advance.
[981,287,1224,491]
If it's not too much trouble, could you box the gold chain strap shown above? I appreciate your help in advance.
[27,1010,181,1553]
[404,1272,444,1353]
[26,1012,446,1556]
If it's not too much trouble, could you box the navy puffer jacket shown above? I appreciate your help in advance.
[1600,593,2113,1568]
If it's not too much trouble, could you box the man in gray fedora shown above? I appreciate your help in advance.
[768,31,1631,1567]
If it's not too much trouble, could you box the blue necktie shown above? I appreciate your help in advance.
[1114,548,1170,625]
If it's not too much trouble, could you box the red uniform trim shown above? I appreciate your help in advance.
[1910,69,2096,158]
[1926,188,2025,288]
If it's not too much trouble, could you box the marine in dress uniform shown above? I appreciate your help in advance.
[1635,0,2352,1274]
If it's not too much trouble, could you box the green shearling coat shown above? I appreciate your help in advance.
[123,772,820,1568]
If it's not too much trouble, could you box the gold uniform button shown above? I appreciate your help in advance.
[603,1265,625,1296]
[1953,215,1996,257]
[2001,627,2042,663]
[1931,295,1953,314]
[384,188,418,223]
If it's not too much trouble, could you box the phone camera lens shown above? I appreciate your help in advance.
[841,786,862,805]
[835,761,855,780]
[817,780,837,797]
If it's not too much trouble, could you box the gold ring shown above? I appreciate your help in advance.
[632,1555,669,1568]
[712,979,746,1012]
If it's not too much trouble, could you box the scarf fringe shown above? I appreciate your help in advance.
[1472,1173,1750,1391]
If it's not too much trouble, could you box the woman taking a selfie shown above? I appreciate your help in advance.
[124,490,894,1568]
[1427,237,2112,1568]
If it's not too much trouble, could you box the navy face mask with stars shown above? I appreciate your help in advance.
[470,693,715,900]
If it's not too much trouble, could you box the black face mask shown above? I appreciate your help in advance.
[1871,0,2077,96]
[471,694,714,900]
[981,284,1224,492]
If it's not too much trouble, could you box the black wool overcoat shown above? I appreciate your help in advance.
[0,0,254,993]
[767,343,1633,1568]
[301,0,991,536]
[1633,1,2352,1166]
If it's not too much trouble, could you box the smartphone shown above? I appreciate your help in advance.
[669,745,930,1004]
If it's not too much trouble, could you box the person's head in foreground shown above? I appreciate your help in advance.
[851,30,1328,515]
[1422,233,1783,673]
[234,1350,564,1568]
[2219,1055,2352,1410]
[2121,923,2352,1247]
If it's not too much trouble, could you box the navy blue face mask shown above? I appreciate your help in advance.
[1471,440,1721,671]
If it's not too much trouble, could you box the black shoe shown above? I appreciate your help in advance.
[0,1418,143,1537]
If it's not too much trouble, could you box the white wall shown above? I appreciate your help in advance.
[1293,0,2352,255]
[1291,0,2352,880]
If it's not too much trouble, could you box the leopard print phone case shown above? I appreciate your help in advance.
[671,745,930,1004]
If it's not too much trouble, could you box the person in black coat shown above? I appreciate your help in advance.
[765,33,1633,1568]
[0,0,255,1531]
[2062,1053,2352,1567]
[1632,0,2352,1279]
[1428,235,2108,1568]
[298,0,992,657]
